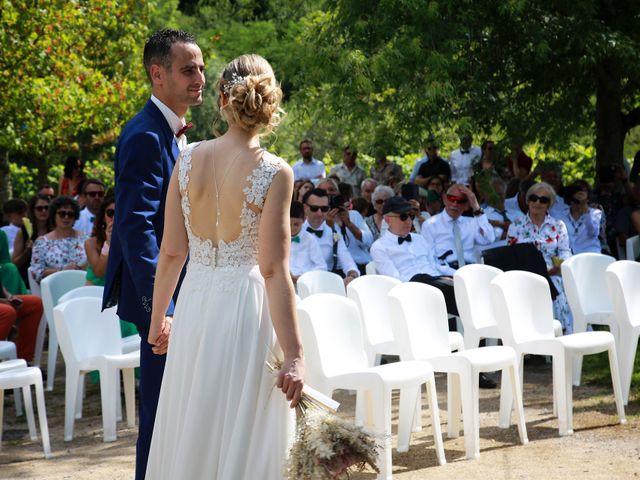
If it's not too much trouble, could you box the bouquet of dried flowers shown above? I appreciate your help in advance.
[267,356,380,479]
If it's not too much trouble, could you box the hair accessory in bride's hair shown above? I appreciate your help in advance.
[222,72,248,96]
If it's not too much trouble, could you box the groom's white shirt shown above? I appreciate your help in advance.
[150,95,189,151]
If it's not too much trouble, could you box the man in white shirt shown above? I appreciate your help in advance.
[289,201,326,284]
[422,184,495,276]
[74,179,106,235]
[448,133,482,186]
[292,139,325,182]
[330,146,366,197]
[302,188,359,285]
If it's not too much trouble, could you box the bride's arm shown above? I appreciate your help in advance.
[258,164,304,408]
[149,166,189,353]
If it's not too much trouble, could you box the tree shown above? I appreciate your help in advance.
[0,0,155,191]
[294,0,640,172]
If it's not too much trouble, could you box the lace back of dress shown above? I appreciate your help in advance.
[178,145,282,268]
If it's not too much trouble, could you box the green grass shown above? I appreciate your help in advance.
[581,344,640,399]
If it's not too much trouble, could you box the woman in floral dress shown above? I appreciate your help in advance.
[507,181,574,333]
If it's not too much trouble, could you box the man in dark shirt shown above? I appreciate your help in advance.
[415,139,451,185]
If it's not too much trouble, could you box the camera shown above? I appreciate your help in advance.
[329,195,347,210]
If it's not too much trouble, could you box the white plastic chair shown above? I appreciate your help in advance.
[365,260,377,275]
[28,270,47,369]
[606,260,640,405]
[297,294,445,478]
[626,235,640,261]
[54,297,139,442]
[562,253,617,386]
[40,270,87,390]
[490,270,626,436]
[388,282,527,460]
[297,270,346,298]
[0,358,27,417]
[0,366,51,458]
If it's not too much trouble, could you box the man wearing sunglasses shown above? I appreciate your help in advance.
[302,189,359,285]
[74,179,105,235]
[422,184,495,276]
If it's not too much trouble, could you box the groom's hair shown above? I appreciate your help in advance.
[144,29,197,81]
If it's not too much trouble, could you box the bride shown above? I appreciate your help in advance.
[146,54,305,479]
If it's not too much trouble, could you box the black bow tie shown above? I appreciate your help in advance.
[460,149,470,154]
[306,227,323,238]
[175,122,193,138]
[398,235,412,245]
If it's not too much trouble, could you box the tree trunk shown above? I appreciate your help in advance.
[0,148,11,203]
[594,58,625,173]
[36,157,49,189]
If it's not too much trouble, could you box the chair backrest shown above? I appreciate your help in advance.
[606,260,640,329]
[40,270,88,328]
[58,285,105,304]
[297,270,346,298]
[387,282,451,361]
[453,264,503,332]
[365,261,377,275]
[626,235,640,261]
[562,253,615,319]
[296,294,369,385]
[346,275,401,347]
[53,297,122,363]
[490,271,556,347]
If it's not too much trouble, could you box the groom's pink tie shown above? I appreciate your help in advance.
[175,122,193,138]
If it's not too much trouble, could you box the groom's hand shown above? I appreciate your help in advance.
[149,316,173,355]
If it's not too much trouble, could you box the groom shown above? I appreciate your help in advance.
[103,29,205,479]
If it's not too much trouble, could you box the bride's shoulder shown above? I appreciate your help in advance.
[261,150,292,175]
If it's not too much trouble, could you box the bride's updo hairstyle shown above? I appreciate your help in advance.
[218,54,284,134]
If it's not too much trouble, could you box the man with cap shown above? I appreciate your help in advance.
[372,195,498,388]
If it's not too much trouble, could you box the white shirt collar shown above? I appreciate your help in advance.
[150,95,185,136]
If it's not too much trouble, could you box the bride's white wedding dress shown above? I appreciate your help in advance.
[146,145,294,479]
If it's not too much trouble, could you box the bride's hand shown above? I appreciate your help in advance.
[277,355,304,408]
[148,315,173,355]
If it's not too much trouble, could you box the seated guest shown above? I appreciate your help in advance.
[539,162,568,218]
[316,178,339,197]
[360,178,378,216]
[370,148,404,187]
[293,179,314,203]
[2,199,28,256]
[350,197,370,218]
[289,201,326,285]
[13,194,51,286]
[559,182,603,254]
[327,194,373,275]
[365,185,394,241]
[421,184,495,275]
[30,196,88,283]
[0,280,43,362]
[370,196,496,388]
[74,179,106,235]
[37,184,55,199]
[425,175,446,196]
[507,182,573,333]
[448,134,482,186]
[413,139,451,185]
[504,178,534,222]
[84,192,115,286]
[0,229,27,294]
[302,189,359,286]
[484,177,519,250]
[292,139,325,182]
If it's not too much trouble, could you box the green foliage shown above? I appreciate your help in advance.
[582,347,640,403]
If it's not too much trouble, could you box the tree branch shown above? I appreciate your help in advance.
[623,107,640,132]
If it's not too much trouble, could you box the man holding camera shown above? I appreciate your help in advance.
[302,188,359,285]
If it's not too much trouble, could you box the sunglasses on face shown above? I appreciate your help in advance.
[528,194,550,204]
[86,191,104,198]
[105,208,115,218]
[307,205,329,213]
[570,197,581,204]
[34,205,49,213]
[388,213,410,221]
[375,198,386,205]
[56,210,75,219]
[446,195,468,205]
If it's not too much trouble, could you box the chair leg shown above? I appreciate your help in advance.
[355,389,365,427]
[397,385,419,452]
[13,387,23,417]
[498,366,512,429]
[75,374,84,419]
[447,372,461,438]
[425,375,446,466]
[412,392,423,433]
[22,385,37,441]
[0,390,4,447]
[507,364,528,445]
[32,313,47,369]
[572,354,584,387]
[64,368,79,442]
[116,372,122,422]
[618,331,639,406]
[606,343,627,424]
[98,367,117,442]
[46,334,58,391]
[552,353,571,436]
[34,374,52,458]
[122,368,136,428]
[369,384,392,480]
[460,369,480,460]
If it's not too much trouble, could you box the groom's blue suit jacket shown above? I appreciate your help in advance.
[103,100,181,329]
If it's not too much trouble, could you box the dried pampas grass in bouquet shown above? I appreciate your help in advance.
[267,355,380,479]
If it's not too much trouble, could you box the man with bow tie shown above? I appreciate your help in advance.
[448,133,482,186]
[103,28,205,480]
[302,188,359,286]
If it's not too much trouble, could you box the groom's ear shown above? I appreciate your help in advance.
[149,64,163,85]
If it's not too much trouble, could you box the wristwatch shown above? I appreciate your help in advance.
[473,208,484,216]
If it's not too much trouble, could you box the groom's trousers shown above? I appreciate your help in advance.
[135,325,167,480]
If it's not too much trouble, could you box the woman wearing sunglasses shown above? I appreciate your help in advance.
[558,181,605,255]
[29,196,88,283]
[507,181,574,333]
[13,194,51,286]
[364,185,394,241]
[85,192,115,286]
